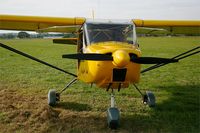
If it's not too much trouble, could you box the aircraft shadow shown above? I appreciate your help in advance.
[120,84,200,133]
[56,101,92,111]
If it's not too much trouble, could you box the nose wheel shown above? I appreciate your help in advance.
[107,92,120,129]
[107,107,120,129]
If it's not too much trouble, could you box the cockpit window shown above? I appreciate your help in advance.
[84,23,135,45]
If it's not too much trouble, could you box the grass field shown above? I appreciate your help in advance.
[0,37,199,133]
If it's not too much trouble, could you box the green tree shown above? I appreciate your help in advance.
[17,31,30,38]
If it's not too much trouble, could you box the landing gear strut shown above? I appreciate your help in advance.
[47,78,77,106]
[107,91,120,129]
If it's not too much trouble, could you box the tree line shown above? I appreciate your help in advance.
[0,32,73,39]
[0,31,198,39]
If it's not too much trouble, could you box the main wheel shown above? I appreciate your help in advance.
[48,89,57,106]
[143,91,156,107]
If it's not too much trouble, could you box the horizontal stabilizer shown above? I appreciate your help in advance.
[53,38,77,45]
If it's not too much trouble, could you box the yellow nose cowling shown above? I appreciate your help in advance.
[112,50,130,68]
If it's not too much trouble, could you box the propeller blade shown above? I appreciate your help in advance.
[141,46,199,73]
[131,56,178,64]
[62,53,113,61]
[0,43,77,77]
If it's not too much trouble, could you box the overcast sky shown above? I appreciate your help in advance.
[0,0,200,20]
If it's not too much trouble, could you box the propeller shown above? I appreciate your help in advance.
[130,55,178,64]
[62,52,178,64]
[62,53,113,61]
[141,46,200,73]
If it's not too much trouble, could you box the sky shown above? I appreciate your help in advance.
[0,0,199,33]
[0,0,200,20]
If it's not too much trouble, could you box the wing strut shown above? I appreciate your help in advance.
[141,46,200,74]
[0,43,77,77]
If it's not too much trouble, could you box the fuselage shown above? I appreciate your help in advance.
[77,20,141,89]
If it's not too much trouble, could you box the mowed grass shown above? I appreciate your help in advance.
[0,37,199,133]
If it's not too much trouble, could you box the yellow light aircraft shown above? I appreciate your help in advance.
[0,14,200,129]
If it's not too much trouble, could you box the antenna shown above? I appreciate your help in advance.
[92,9,95,20]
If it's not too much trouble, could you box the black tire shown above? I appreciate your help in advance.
[146,91,156,107]
[107,107,120,129]
[48,89,56,106]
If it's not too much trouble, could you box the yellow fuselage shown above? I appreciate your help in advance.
[78,42,141,89]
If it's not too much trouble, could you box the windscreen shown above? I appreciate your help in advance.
[85,23,135,45]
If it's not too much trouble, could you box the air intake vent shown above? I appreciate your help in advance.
[112,68,127,82]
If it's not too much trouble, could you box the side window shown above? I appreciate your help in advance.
[77,30,83,53]
[81,30,89,53]
[83,31,87,46]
